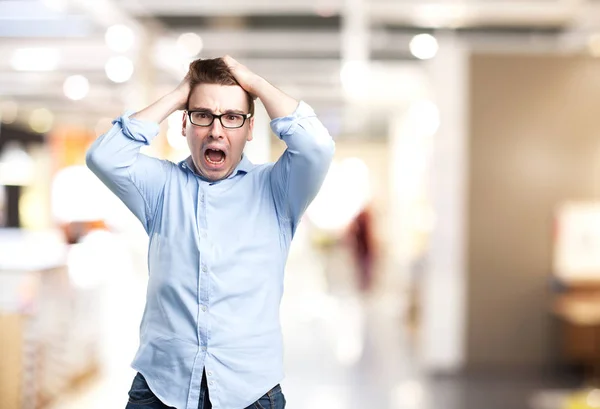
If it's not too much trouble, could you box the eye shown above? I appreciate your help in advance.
[226,115,238,121]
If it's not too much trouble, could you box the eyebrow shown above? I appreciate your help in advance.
[189,107,246,115]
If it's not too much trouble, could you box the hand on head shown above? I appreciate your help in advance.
[174,72,192,110]
[221,55,260,100]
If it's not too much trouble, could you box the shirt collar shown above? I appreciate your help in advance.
[179,154,254,181]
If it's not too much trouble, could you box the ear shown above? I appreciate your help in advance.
[181,111,187,136]
[246,116,254,142]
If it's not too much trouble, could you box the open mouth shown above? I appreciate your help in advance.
[204,148,226,166]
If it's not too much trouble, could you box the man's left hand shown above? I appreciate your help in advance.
[223,55,299,119]
[223,55,262,99]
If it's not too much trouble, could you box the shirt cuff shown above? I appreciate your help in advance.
[269,101,316,138]
[112,110,160,144]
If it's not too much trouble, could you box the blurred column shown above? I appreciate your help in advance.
[389,100,433,278]
[420,33,469,372]
[342,0,369,63]
[244,101,271,164]
[341,0,369,133]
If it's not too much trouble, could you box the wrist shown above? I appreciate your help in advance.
[166,89,189,111]
[248,76,269,98]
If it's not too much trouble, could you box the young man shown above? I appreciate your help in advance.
[86,56,335,409]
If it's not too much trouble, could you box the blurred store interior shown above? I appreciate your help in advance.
[3,0,600,408]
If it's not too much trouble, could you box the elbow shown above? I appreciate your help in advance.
[85,146,99,173]
[310,123,335,162]
[325,138,335,159]
[314,136,335,164]
[85,144,110,176]
[299,138,334,170]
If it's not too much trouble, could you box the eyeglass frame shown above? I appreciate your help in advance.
[186,110,253,129]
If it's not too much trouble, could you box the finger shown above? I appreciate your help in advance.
[223,55,238,69]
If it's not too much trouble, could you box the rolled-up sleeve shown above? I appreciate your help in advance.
[269,101,335,234]
[86,112,169,232]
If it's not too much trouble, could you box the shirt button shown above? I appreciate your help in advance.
[202,265,208,273]
[201,346,207,351]
[201,306,207,312]
[207,371,212,376]
[200,231,207,239]
[200,195,205,203]
[209,381,214,386]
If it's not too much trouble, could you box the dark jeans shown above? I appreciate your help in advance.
[125,371,286,409]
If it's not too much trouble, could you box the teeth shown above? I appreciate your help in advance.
[206,157,224,164]
[205,149,225,165]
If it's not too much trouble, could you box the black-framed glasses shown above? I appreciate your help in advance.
[187,110,252,129]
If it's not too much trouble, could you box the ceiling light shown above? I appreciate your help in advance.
[63,75,90,101]
[409,34,439,60]
[176,33,203,57]
[105,24,135,53]
[105,56,134,83]
[29,108,54,134]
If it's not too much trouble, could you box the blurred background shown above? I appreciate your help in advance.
[3,0,600,408]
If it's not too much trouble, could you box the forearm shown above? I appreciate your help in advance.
[97,77,187,156]
[130,91,185,124]
[89,93,170,166]
[248,77,297,120]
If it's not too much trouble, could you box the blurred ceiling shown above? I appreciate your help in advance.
[1,0,600,137]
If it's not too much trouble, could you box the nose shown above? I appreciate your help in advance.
[208,116,225,139]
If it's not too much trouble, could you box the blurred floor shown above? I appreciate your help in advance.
[46,231,581,409]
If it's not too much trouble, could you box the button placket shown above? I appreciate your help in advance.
[197,185,210,358]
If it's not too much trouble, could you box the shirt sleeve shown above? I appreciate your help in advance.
[86,111,169,233]
[269,101,335,235]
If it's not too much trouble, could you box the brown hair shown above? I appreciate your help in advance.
[187,58,254,116]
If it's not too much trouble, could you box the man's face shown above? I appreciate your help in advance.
[183,83,254,181]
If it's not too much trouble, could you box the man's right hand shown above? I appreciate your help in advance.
[173,73,192,111]
[131,73,191,123]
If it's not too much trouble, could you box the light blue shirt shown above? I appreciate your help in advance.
[86,101,334,409]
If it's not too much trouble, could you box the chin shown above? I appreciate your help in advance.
[202,167,232,182]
